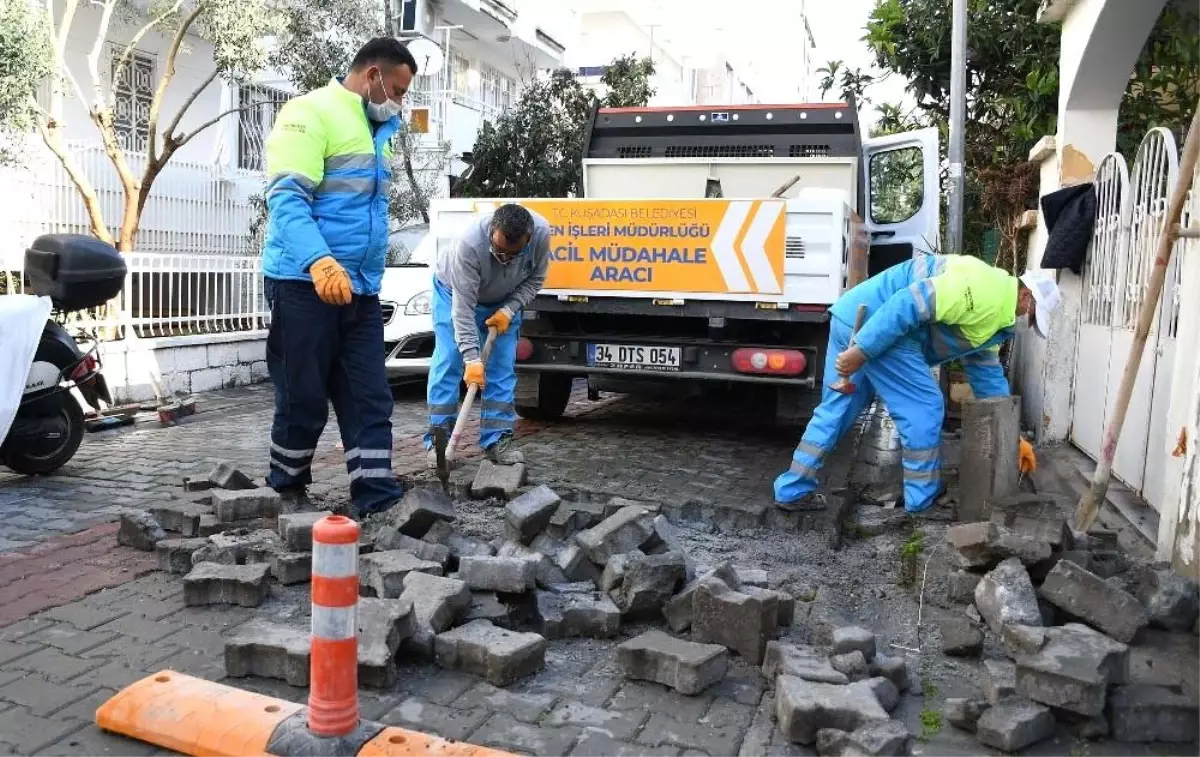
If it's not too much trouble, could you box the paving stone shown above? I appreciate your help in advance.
[1126,628,1199,701]
[511,665,621,709]
[618,630,728,695]
[999,623,1047,658]
[612,551,687,617]
[270,552,312,585]
[373,528,450,566]
[357,597,414,689]
[1108,683,1199,743]
[391,487,456,538]
[843,720,911,756]
[452,682,556,723]
[945,570,983,604]
[472,712,581,756]
[207,462,255,490]
[434,619,545,686]
[458,555,538,593]
[116,511,167,551]
[831,626,876,661]
[41,724,158,756]
[762,641,848,685]
[505,485,560,544]
[183,562,269,607]
[543,701,644,739]
[854,677,899,713]
[943,697,989,732]
[945,522,999,569]
[663,563,740,633]
[0,705,87,754]
[815,728,848,756]
[276,512,324,551]
[692,577,778,664]
[637,712,744,756]
[982,659,1016,705]
[397,572,472,658]
[463,592,517,628]
[381,696,491,742]
[599,553,631,592]
[867,654,909,693]
[530,534,599,585]
[773,675,889,746]
[571,732,678,757]
[25,624,117,656]
[536,589,621,639]
[974,698,1055,752]
[1039,560,1148,643]
[0,674,97,717]
[6,647,101,683]
[829,651,869,682]
[974,557,1041,635]
[496,540,569,589]
[938,616,982,657]
[190,529,284,566]
[150,502,211,537]
[1120,565,1200,632]
[733,567,768,589]
[155,537,208,574]
[471,461,528,500]
[223,619,310,686]
[1013,622,1127,716]
[89,614,178,645]
[546,500,607,540]
[211,487,281,522]
[575,504,657,566]
[360,550,443,598]
[988,494,1074,549]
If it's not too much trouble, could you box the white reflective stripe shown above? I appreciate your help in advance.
[349,467,394,481]
[910,283,930,321]
[312,543,358,578]
[270,459,311,477]
[311,604,356,640]
[344,448,392,462]
[272,442,316,458]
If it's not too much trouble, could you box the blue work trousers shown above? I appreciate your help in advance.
[775,317,944,512]
[264,278,403,515]
[424,278,521,451]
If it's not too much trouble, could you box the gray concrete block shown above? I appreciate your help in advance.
[988,495,1074,549]
[536,590,620,639]
[1108,684,1199,743]
[464,592,516,628]
[617,630,728,695]
[1014,623,1127,716]
[611,551,686,617]
[506,485,560,544]
[423,521,494,566]
[191,529,284,566]
[975,699,1054,752]
[435,619,546,686]
[1001,624,1048,659]
[735,567,769,588]
[869,654,909,693]
[947,570,983,604]
[745,586,793,628]
[208,462,255,490]
[361,550,444,599]
[117,511,167,551]
[400,572,472,658]
[271,552,312,585]
[1122,566,1200,632]
[815,728,849,756]
[844,719,911,756]
[530,535,598,585]
[184,562,269,607]
[1127,629,1199,699]
[471,460,528,500]
[357,597,414,689]
[774,675,890,745]
[545,499,607,540]
[939,616,983,657]
[762,641,848,685]
[982,659,1016,704]
[498,539,568,589]
[459,555,538,593]
[829,651,869,682]
[944,698,989,733]
[211,487,281,522]
[959,396,1020,522]
[945,522,1000,569]
[151,502,212,537]
[375,528,451,566]
[974,557,1041,635]
[855,677,900,713]
[182,475,215,492]
[600,553,632,593]
[223,619,310,685]
[831,626,877,661]
[575,505,657,565]
[1040,559,1148,643]
[392,488,456,538]
[155,537,208,574]
[276,511,323,551]
[692,577,778,664]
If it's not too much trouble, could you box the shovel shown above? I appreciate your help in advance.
[446,326,499,462]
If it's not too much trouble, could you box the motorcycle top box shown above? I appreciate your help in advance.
[24,234,126,312]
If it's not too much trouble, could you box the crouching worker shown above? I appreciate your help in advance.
[774,253,1061,514]
[425,204,551,465]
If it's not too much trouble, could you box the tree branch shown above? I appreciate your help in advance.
[147,3,206,167]
[160,68,218,153]
[31,98,113,245]
[110,0,187,108]
[86,0,118,111]
[171,99,273,154]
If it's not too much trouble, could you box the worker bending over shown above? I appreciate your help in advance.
[425,204,551,465]
[775,253,1061,514]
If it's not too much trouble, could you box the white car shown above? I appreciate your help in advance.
[380,224,436,382]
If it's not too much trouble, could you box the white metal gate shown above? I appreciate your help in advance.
[1071,128,1182,510]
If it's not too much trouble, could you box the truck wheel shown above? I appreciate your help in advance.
[515,373,572,421]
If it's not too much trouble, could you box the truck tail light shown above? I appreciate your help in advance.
[731,348,807,376]
[516,338,534,361]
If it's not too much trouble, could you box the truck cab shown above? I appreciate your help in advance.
[430,101,939,423]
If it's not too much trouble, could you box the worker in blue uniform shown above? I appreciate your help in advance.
[775,253,1062,513]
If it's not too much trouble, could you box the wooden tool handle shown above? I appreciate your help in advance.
[447,327,499,458]
[848,303,868,346]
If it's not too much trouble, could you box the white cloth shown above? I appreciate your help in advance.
[0,295,53,445]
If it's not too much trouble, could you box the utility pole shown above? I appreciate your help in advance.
[946,0,967,254]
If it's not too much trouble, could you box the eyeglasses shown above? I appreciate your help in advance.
[490,244,523,263]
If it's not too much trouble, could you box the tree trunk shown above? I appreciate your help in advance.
[400,134,429,224]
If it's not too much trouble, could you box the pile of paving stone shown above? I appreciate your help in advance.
[938,494,1200,752]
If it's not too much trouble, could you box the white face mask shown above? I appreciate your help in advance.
[365,73,402,121]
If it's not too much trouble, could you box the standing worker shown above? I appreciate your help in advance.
[260,38,419,516]
[775,253,1061,514]
[425,204,551,465]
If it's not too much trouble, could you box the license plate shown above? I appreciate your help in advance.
[587,343,681,371]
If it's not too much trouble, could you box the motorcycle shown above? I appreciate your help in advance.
[0,234,126,475]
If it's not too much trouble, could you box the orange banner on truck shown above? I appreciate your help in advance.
[512,199,786,295]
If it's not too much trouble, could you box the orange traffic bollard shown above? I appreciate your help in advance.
[308,514,361,737]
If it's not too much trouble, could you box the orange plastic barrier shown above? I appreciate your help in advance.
[359,727,513,757]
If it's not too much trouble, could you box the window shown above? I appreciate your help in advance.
[499,77,514,113]
[400,0,418,31]
[451,52,471,100]
[237,84,292,172]
[480,65,501,111]
[110,48,156,153]
[869,146,924,225]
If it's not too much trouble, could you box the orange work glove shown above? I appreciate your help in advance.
[485,307,515,334]
[464,360,485,388]
[310,256,352,306]
[1018,438,1037,475]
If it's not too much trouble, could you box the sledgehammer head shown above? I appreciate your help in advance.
[829,376,856,394]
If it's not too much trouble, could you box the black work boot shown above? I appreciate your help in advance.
[774,492,828,512]
[485,434,525,465]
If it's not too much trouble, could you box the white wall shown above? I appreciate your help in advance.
[568,11,691,105]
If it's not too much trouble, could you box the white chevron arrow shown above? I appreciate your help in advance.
[711,201,752,292]
[740,201,783,294]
